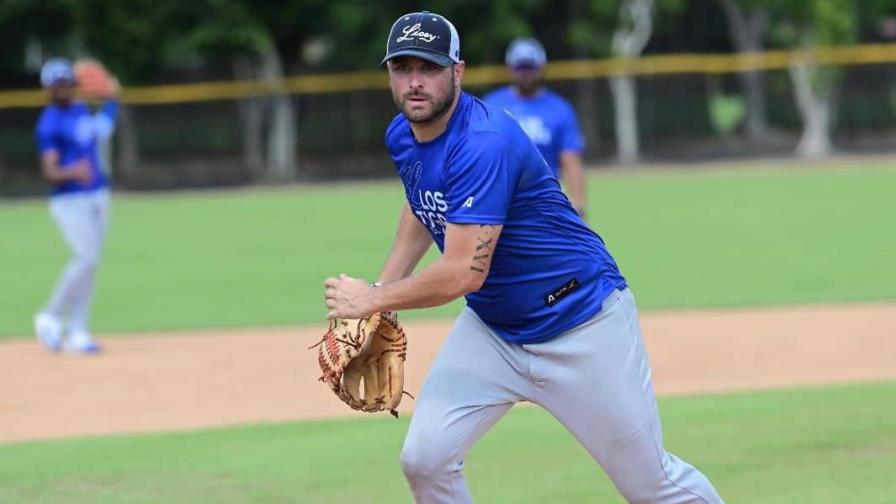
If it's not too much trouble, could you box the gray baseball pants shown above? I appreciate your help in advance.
[400,288,723,503]
[42,188,110,334]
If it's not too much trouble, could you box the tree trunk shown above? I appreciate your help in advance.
[576,78,600,157]
[610,0,654,164]
[741,70,768,140]
[609,75,639,163]
[571,0,599,153]
[114,105,139,186]
[789,54,833,158]
[258,45,297,183]
[233,57,265,180]
[721,0,770,142]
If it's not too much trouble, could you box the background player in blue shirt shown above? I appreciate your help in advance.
[32,58,119,354]
[324,11,722,503]
[484,38,588,218]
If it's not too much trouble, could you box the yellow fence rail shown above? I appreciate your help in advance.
[2,42,896,109]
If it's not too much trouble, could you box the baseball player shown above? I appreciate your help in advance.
[32,58,118,354]
[483,38,588,218]
[324,11,723,503]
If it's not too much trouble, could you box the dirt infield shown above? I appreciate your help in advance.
[2,303,895,443]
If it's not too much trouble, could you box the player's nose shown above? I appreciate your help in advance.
[407,70,426,89]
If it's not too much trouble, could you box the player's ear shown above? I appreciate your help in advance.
[453,61,465,85]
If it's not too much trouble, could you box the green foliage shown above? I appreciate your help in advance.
[184,1,273,58]
[757,0,857,104]
[768,0,856,47]
[183,0,332,66]
[433,0,544,63]
[568,0,685,57]
[0,0,76,74]
[709,94,746,135]
[568,0,617,56]
[0,381,894,502]
[3,0,894,79]
[71,0,189,82]
[314,0,545,69]
[1,164,895,338]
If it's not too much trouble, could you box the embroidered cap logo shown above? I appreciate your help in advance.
[396,23,440,43]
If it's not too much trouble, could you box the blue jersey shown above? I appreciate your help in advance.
[483,86,584,178]
[386,92,625,344]
[35,100,119,196]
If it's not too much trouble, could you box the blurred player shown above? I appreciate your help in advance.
[32,58,119,354]
[325,11,723,503]
[484,38,588,218]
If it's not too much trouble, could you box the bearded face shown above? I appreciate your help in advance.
[388,57,458,125]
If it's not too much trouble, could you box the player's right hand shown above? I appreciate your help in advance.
[69,160,93,184]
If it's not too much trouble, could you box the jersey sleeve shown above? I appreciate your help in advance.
[93,99,120,139]
[34,114,59,156]
[445,131,519,225]
[558,103,585,153]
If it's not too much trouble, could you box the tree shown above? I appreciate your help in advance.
[770,0,856,158]
[0,0,77,75]
[608,0,655,164]
[186,0,306,182]
[720,0,771,142]
[570,0,683,164]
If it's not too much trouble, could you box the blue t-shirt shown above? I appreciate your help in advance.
[35,100,119,196]
[483,86,584,178]
[386,92,625,344]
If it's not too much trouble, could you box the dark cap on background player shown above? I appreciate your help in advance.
[40,58,76,88]
[505,38,547,97]
[505,38,547,69]
[40,57,77,105]
[382,11,461,67]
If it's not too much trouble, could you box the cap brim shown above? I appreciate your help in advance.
[44,78,76,88]
[508,59,544,69]
[381,49,454,67]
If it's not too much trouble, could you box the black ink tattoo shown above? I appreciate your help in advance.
[470,225,497,273]
[475,238,493,251]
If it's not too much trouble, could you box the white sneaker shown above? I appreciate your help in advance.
[64,331,102,354]
[34,312,63,352]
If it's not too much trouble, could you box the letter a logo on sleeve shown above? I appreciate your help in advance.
[463,197,474,208]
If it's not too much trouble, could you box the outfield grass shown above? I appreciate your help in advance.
[0,380,893,503]
[2,164,894,338]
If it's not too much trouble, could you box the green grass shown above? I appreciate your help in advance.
[2,164,895,338]
[1,380,893,503]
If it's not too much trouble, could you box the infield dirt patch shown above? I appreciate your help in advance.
[2,303,894,443]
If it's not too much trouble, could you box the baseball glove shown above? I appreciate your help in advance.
[311,311,411,417]
[73,59,119,100]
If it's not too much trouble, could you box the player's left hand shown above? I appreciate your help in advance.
[324,273,376,319]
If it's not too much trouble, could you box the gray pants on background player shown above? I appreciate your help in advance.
[401,288,723,503]
[37,188,109,349]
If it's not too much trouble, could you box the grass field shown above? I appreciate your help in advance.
[1,163,895,338]
[0,381,893,503]
[2,163,895,502]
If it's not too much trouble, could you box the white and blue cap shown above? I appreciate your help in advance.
[40,57,76,87]
[382,11,461,67]
[506,38,547,68]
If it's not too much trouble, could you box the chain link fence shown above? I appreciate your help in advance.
[2,55,896,196]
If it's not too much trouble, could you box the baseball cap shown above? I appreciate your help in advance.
[382,11,461,67]
[40,58,76,87]
[505,38,547,68]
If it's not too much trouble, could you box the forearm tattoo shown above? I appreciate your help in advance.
[470,225,497,273]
